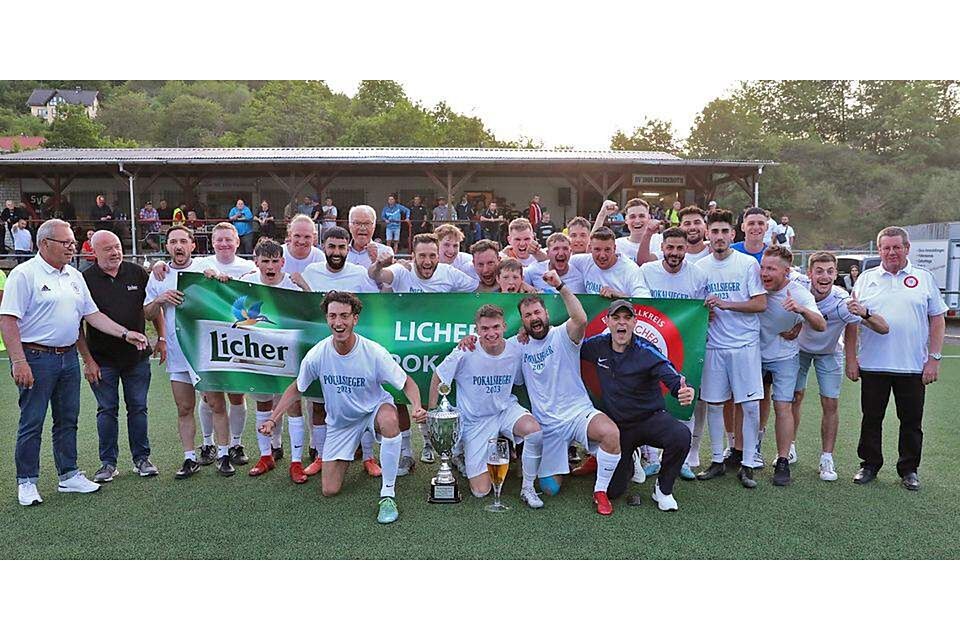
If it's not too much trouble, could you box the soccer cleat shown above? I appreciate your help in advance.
[642,461,661,477]
[93,464,119,483]
[593,491,613,516]
[571,455,597,477]
[363,457,382,477]
[420,443,437,464]
[787,442,798,465]
[217,455,236,477]
[58,472,101,494]
[651,481,679,512]
[174,458,200,479]
[679,463,696,481]
[696,462,725,480]
[396,455,415,477]
[539,475,561,496]
[772,457,791,486]
[520,487,544,509]
[199,444,217,466]
[737,465,757,489]
[134,458,159,477]
[289,462,308,484]
[303,458,323,476]
[724,448,743,472]
[377,497,399,524]
[18,482,42,506]
[754,451,766,469]
[248,455,276,477]
[228,445,249,465]
[272,446,284,461]
[819,457,838,482]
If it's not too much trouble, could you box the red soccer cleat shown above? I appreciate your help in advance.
[289,461,308,484]
[571,455,597,476]
[363,457,382,477]
[248,455,275,477]
[594,491,614,516]
[303,458,323,476]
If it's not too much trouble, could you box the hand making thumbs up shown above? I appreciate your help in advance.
[677,375,695,406]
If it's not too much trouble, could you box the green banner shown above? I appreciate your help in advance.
[175,272,708,420]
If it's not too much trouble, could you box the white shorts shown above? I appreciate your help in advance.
[462,403,531,479]
[700,344,763,404]
[322,412,382,462]
[169,371,193,385]
[250,393,278,403]
[539,408,600,478]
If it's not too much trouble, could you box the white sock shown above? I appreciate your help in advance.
[360,429,375,460]
[288,416,305,462]
[217,445,230,458]
[594,448,621,493]
[401,430,412,457]
[686,401,706,467]
[184,450,197,462]
[270,418,283,448]
[708,404,726,463]
[725,432,735,449]
[520,431,542,491]
[255,411,273,456]
[379,434,401,498]
[199,399,214,445]
[229,401,247,446]
[740,401,760,468]
[757,427,766,454]
[419,422,432,449]
[312,425,327,458]
[821,451,833,461]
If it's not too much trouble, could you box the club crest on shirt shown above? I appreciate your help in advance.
[904,275,919,289]
[71,281,80,293]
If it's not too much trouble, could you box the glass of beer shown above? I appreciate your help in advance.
[485,437,510,512]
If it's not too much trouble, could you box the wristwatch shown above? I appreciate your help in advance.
[930,352,942,361]
[121,329,128,341]
[556,281,565,292]
[158,337,166,342]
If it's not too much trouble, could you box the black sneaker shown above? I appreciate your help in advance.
[724,448,743,472]
[199,444,217,466]
[175,458,201,479]
[272,446,284,461]
[737,465,757,489]
[217,455,236,477]
[696,461,726,480]
[228,445,249,465]
[309,447,319,462]
[772,457,791,486]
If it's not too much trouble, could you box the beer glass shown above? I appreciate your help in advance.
[485,437,510,512]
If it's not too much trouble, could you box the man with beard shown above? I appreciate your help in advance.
[670,206,712,263]
[281,214,325,275]
[566,217,591,255]
[569,227,649,299]
[470,240,503,293]
[793,252,888,482]
[524,232,585,294]
[501,218,546,267]
[595,199,662,265]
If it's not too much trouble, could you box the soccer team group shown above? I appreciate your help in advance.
[5,199,946,524]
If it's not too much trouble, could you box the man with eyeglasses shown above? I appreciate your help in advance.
[0,220,149,507]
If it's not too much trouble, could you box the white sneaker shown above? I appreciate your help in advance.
[631,450,646,484]
[788,442,798,464]
[819,457,838,481]
[57,472,101,494]
[651,481,678,511]
[520,487,544,509]
[18,482,43,506]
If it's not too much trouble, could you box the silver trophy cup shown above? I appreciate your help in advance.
[426,384,462,503]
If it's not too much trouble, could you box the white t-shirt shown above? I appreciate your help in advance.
[523,261,586,294]
[296,335,407,429]
[386,262,477,293]
[772,223,796,249]
[449,252,475,274]
[616,235,661,264]
[0,256,98,346]
[514,322,595,427]
[346,241,393,268]
[798,286,861,355]
[144,260,205,373]
[639,260,709,300]
[853,261,948,374]
[301,262,379,294]
[434,341,524,424]
[239,271,302,291]
[759,280,822,362]
[501,251,540,268]
[281,245,324,274]
[696,250,765,349]
[194,254,256,279]
[570,253,650,297]
[763,219,777,245]
[13,227,32,252]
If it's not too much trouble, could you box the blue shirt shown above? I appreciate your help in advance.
[579,334,683,424]
[229,206,254,236]
[731,241,766,264]
[381,203,410,228]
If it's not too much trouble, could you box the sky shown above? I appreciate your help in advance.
[326,79,740,149]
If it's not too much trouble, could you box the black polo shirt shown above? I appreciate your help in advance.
[83,261,151,368]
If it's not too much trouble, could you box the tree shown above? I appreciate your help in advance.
[155,95,225,147]
[0,107,48,136]
[97,91,159,142]
[239,81,343,146]
[44,104,107,148]
[338,100,436,147]
[610,118,679,154]
[353,80,407,117]
[430,101,497,147]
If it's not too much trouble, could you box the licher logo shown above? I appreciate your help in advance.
[581,304,685,398]
[904,275,919,289]
[231,296,275,328]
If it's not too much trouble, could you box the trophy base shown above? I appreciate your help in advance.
[428,477,462,504]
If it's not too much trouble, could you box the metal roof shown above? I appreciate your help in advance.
[0,147,773,168]
[26,88,100,107]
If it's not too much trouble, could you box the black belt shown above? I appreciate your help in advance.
[22,342,75,354]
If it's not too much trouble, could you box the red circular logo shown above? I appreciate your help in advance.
[581,304,685,398]
[904,275,919,289]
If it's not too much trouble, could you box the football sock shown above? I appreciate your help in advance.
[708,404,726,463]
[740,401,760,468]
[229,401,247,446]
[270,417,283,448]
[287,416,305,462]
[685,416,701,467]
[419,422,432,448]
[594,448,621,493]
[255,411,273,456]
[379,434,401,498]
[820,451,833,461]
[400,430,413,457]
[520,431,542,491]
[184,450,197,462]
[199,399,214,446]
[217,445,230,458]
[757,427,766,454]
[360,429,375,460]
[312,425,327,457]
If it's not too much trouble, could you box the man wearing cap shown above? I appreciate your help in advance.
[848,226,946,490]
[579,299,696,511]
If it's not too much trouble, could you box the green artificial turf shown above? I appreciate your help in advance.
[1,349,958,560]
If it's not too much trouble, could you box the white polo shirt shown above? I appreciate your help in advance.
[0,255,99,346]
[853,261,947,374]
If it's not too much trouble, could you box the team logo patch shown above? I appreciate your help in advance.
[71,281,80,294]
[904,275,919,289]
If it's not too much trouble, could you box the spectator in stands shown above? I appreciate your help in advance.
[258,200,277,240]
[138,201,161,251]
[480,201,505,242]
[706,200,718,214]
[321,197,338,232]
[772,214,797,250]
[229,198,255,254]
[91,195,114,232]
[156,199,171,223]
[844,263,860,293]
[2,200,28,254]
[380,193,409,253]
[432,196,453,226]
[297,195,315,218]
[171,203,187,227]
[185,210,203,230]
[455,195,472,222]
[665,200,681,227]
[80,229,96,271]
[408,195,430,237]
[13,218,33,263]
[528,194,543,225]
[535,209,557,246]
[59,196,76,223]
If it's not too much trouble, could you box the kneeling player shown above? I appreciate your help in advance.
[431,304,544,508]
[260,292,426,524]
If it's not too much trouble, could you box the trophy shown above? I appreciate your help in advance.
[426,383,462,504]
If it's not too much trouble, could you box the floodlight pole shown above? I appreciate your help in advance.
[754,165,763,207]
[119,161,137,256]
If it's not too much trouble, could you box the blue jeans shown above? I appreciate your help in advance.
[90,358,152,467]
[15,347,82,484]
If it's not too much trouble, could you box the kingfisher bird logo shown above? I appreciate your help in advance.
[231,296,275,329]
